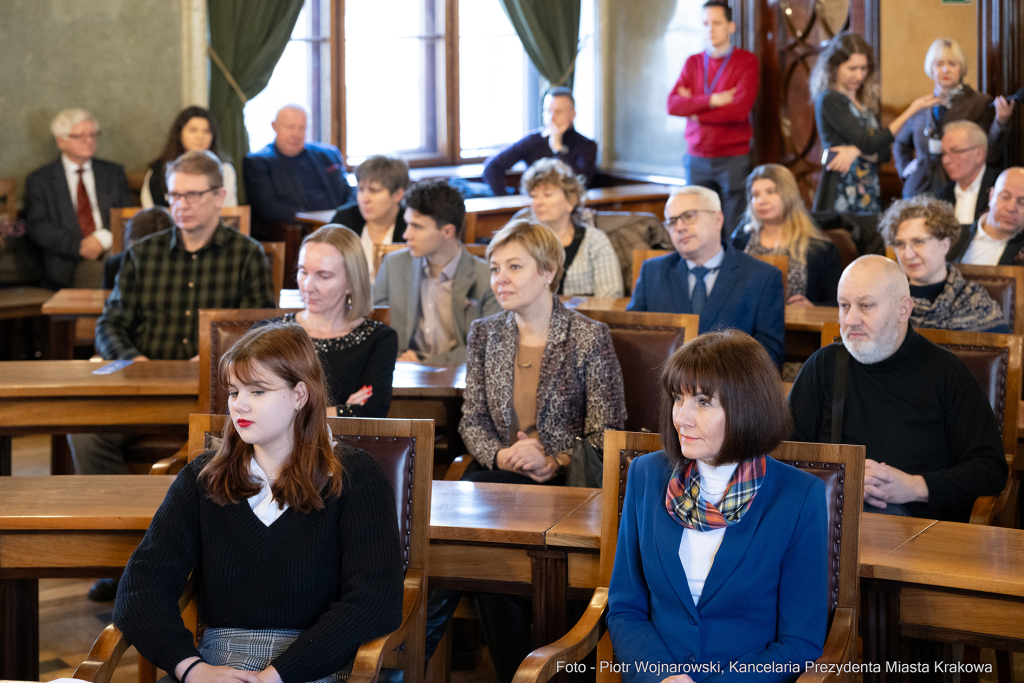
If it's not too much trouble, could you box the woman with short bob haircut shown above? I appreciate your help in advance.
[732,164,842,306]
[114,323,403,683]
[608,330,827,683]
[521,158,624,298]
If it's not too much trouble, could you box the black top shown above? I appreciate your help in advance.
[935,166,999,225]
[261,316,398,417]
[908,280,946,303]
[113,447,404,683]
[329,202,407,243]
[789,328,1008,521]
[102,252,124,290]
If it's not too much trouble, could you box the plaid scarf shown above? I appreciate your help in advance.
[665,456,767,531]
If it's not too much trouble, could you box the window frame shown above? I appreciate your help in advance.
[331,0,504,169]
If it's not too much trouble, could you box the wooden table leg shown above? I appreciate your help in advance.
[49,318,75,360]
[0,577,39,680]
[861,579,904,683]
[529,550,567,648]
[0,436,10,476]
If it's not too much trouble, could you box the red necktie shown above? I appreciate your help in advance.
[76,167,96,237]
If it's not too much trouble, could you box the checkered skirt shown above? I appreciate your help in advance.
[199,627,352,683]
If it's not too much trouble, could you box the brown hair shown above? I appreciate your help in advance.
[300,225,372,322]
[660,330,791,467]
[809,31,880,111]
[199,323,343,513]
[486,218,566,292]
[355,155,410,194]
[880,195,961,245]
[520,158,586,222]
[165,149,224,189]
[124,207,174,246]
[742,164,827,262]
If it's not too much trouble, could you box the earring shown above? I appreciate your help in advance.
[345,293,352,311]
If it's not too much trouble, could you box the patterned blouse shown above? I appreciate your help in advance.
[834,99,883,214]
[742,229,809,299]
[560,221,625,298]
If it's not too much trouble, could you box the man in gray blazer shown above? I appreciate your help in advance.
[373,180,499,365]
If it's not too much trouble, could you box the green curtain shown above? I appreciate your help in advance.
[498,0,582,91]
[207,0,305,204]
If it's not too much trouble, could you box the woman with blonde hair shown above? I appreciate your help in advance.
[261,224,397,417]
[894,38,1015,198]
[810,32,939,213]
[732,164,842,306]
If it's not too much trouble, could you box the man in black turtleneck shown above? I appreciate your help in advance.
[789,255,1006,522]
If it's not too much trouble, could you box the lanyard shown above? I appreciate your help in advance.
[703,48,734,95]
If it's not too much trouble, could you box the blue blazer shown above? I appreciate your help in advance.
[626,243,786,366]
[608,453,827,683]
[243,141,352,224]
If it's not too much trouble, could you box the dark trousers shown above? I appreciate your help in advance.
[683,153,751,235]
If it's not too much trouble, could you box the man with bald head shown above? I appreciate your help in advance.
[243,104,352,226]
[789,255,1006,521]
[947,167,1024,264]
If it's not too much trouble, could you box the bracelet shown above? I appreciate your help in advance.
[180,658,203,683]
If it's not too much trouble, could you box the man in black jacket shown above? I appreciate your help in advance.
[789,256,1007,522]
[935,120,998,225]
[947,167,1024,265]
[24,109,131,289]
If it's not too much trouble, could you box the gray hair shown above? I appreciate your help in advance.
[924,38,968,81]
[50,109,98,139]
[943,120,988,155]
[669,185,722,212]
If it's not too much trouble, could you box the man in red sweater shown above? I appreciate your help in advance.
[667,0,759,234]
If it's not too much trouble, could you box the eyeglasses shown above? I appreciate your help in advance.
[66,132,102,141]
[940,146,980,158]
[166,186,222,204]
[663,210,716,229]
[891,236,936,252]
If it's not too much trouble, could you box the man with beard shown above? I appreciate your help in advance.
[788,255,1006,521]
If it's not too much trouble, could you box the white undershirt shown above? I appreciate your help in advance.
[960,217,1013,266]
[361,222,396,282]
[247,458,288,526]
[60,154,112,251]
[678,460,738,606]
[953,168,984,225]
[685,247,725,298]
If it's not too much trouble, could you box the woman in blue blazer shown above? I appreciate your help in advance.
[607,330,827,683]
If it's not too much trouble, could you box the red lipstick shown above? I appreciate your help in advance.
[237,419,253,428]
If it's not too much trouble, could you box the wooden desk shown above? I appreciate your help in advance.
[563,296,630,312]
[295,209,335,227]
[0,360,199,475]
[0,477,596,679]
[0,287,53,321]
[785,305,838,362]
[41,288,108,359]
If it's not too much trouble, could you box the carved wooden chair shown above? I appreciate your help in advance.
[820,323,1021,526]
[76,413,434,683]
[110,206,251,254]
[751,253,790,300]
[510,431,864,683]
[262,241,286,306]
[630,249,671,292]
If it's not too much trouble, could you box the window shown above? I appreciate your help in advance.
[244,0,332,153]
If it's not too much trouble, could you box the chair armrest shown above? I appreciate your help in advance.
[151,444,189,475]
[795,606,855,683]
[445,455,473,481]
[349,570,425,683]
[970,453,1014,525]
[73,623,130,683]
[511,587,608,683]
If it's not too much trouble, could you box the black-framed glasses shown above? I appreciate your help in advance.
[166,186,223,204]
[66,132,102,141]
[892,236,936,252]
[663,209,716,229]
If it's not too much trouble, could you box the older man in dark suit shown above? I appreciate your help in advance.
[627,185,785,366]
[243,104,352,226]
[935,120,998,225]
[24,109,131,289]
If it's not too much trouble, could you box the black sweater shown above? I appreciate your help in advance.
[113,447,403,683]
[789,328,1007,521]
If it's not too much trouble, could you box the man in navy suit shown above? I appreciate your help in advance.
[24,109,131,289]
[243,104,352,226]
[627,185,785,365]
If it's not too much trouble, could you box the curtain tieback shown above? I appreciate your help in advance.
[208,45,248,105]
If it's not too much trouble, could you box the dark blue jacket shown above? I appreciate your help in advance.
[608,452,827,683]
[627,242,786,366]
[243,141,352,224]
[482,126,597,196]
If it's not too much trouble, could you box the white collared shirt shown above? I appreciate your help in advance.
[247,458,288,526]
[678,460,738,606]
[685,247,725,297]
[60,154,112,251]
[953,168,985,225]
[361,222,396,282]
[960,218,1013,266]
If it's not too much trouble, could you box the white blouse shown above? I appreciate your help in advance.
[678,460,738,606]
[247,457,288,526]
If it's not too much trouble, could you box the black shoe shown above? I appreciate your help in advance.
[88,578,119,602]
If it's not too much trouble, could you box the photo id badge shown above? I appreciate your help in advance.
[928,137,943,155]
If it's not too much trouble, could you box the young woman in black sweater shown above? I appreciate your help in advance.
[113,323,403,683]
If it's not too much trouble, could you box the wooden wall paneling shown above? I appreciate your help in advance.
[978,0,1023,167]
